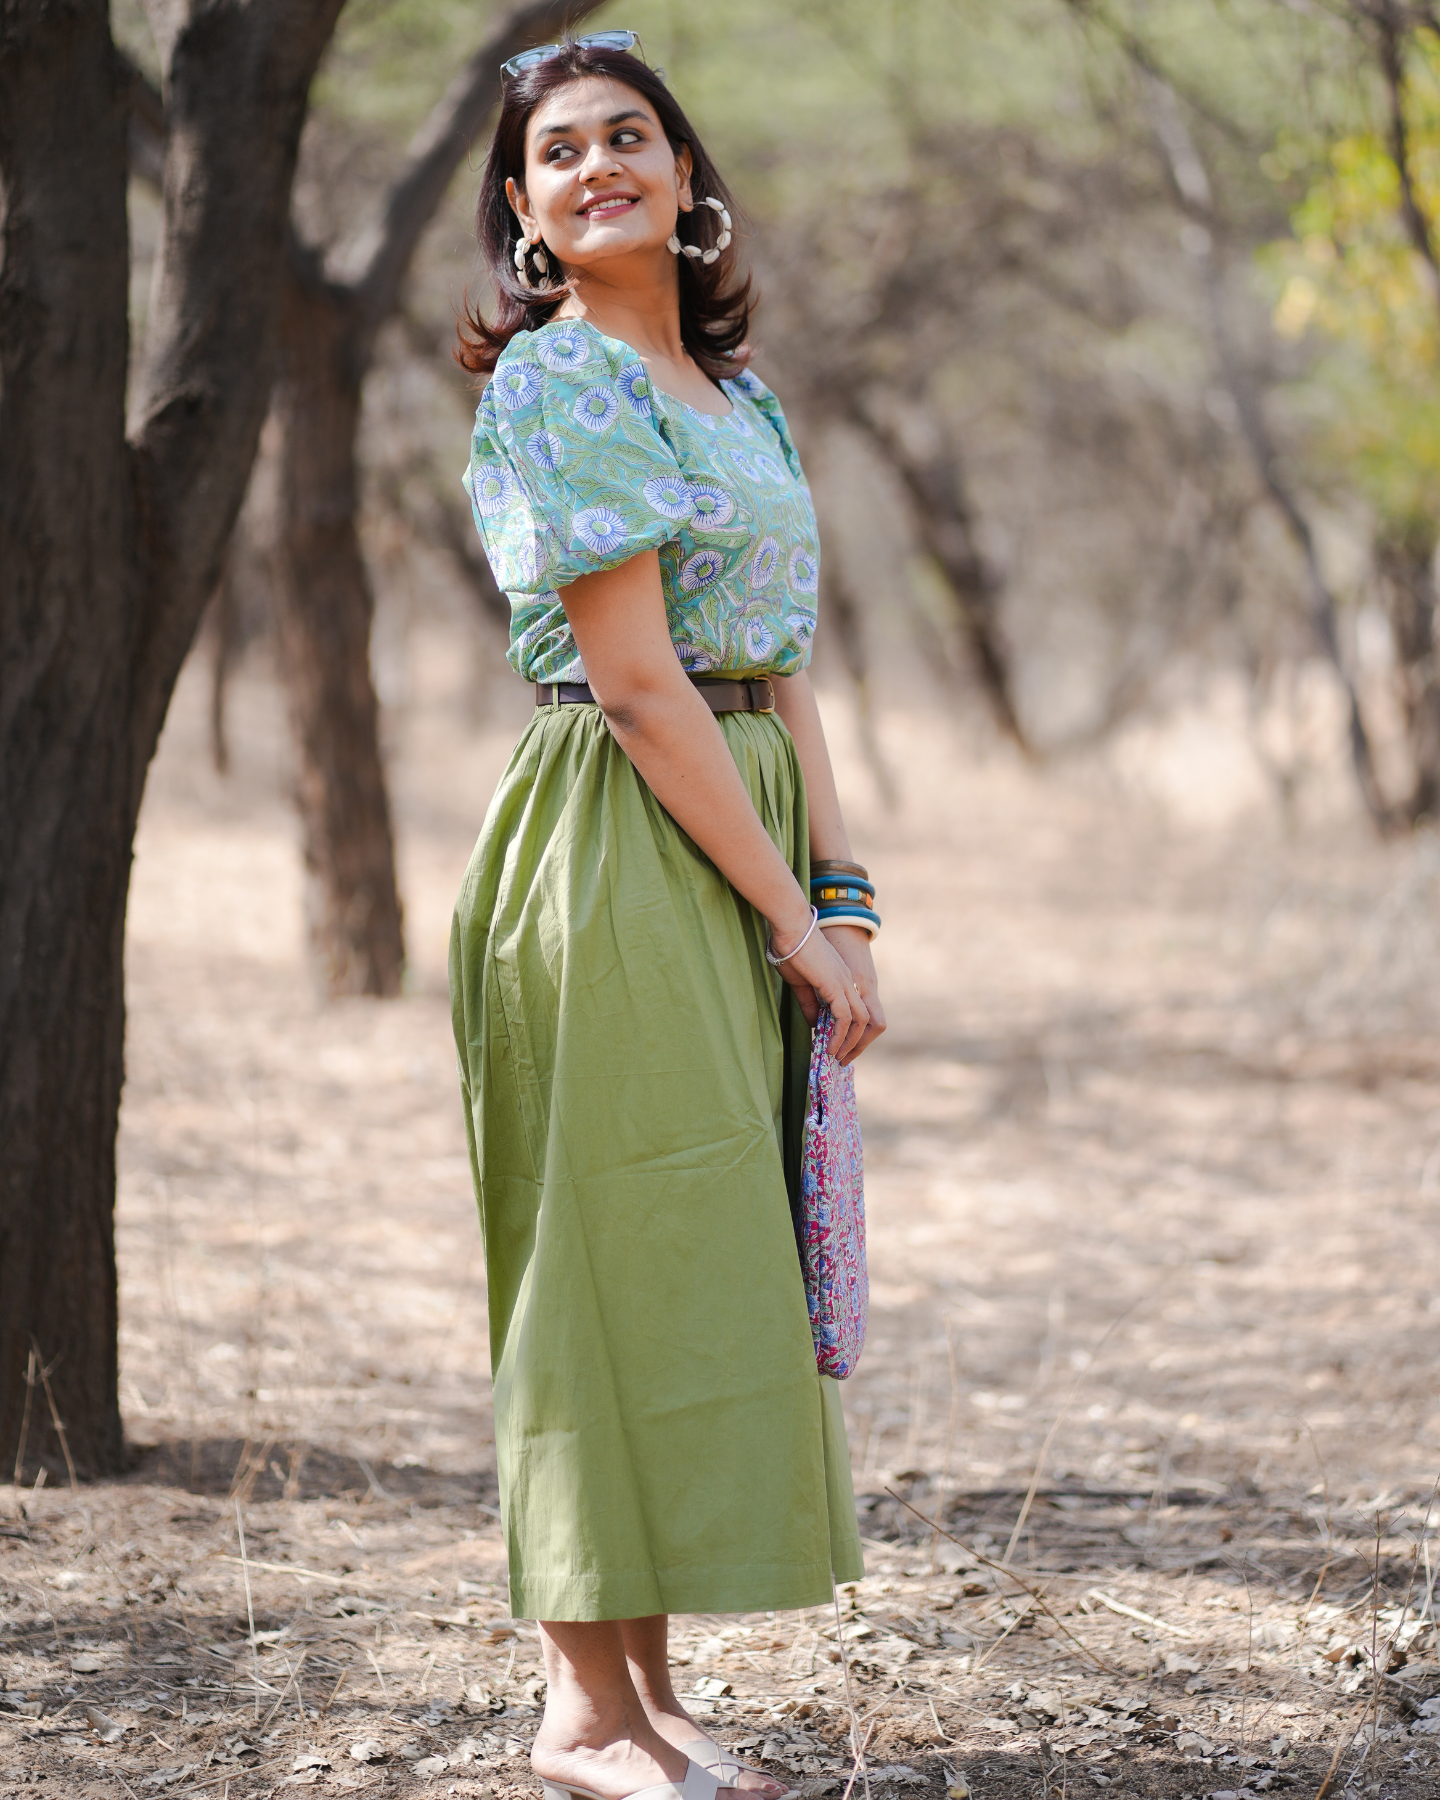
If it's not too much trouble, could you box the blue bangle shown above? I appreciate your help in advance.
[810,878,875,902]
[817,906,881,937]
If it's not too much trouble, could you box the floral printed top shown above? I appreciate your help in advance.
[465,318,820,685]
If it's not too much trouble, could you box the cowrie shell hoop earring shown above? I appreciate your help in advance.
[514,231,548,290]
[667,195,733,265]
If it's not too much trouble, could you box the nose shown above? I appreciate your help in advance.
[575,139,622,185]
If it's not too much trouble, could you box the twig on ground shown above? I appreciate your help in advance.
[1086,1588,1195,1639]
[838,1721,875,1800]
[259,1647,308,1730]
[832,1581,872,1800]
[885,1487,1116,1672]
[215,1555,382,1588]
[12,1348,38,1485]
[971,1592,1042,1674]
[928,1324,961,1577]
[318,1666,348,1716]
[31,1338,78,1489]
[234,1498,260,1721]
[1314,1721,1350,1800]
[1297,1418,1336,1632]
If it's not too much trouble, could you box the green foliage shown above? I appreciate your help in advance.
[1263,28,1440,527]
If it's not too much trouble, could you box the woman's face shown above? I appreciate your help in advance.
[508,76,692,273]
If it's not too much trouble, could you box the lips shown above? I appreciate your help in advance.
[579,193,639,217]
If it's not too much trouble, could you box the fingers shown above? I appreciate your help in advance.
[839,988,886,1065]
[775,930,874,1060]
[789,979,820,1028]
[825,975,868,1063]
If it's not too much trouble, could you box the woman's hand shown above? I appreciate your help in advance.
[767,912,876,1063]
[818,924,885,1065]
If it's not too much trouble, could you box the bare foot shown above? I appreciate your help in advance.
[532,1711,750,1800]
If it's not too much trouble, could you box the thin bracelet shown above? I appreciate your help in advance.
[765,905,819,967]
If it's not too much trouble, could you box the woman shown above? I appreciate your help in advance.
[451,33,887,1800]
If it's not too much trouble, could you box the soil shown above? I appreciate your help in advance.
[4,622,1440,1800]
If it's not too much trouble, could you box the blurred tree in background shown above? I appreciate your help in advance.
[1264,3,1440,826]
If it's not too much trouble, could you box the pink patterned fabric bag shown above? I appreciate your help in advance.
[798,1008,868,1379]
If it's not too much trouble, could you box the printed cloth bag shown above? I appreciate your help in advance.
[798,1007,868,1379]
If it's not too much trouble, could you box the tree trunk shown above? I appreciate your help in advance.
[271,271,405,997]
[0,0,344,1476]
[1376,519,1440,824]
[0,8,134,1475]
[846,404,1031,755]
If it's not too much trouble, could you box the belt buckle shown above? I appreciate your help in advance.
[753,678,775,714]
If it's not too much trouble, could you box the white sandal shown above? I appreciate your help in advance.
[542,1757,723,1800]
[683,1739,793,1797]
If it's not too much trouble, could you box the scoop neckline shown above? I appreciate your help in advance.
[544,316,736,422]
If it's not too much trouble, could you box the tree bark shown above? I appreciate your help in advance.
[272,267,405,995]
[0,0,343,1477]
[0,1,134,1481]
[1376,519,1440,823]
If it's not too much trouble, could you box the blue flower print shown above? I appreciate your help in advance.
[724,408,755,438]
[471,463,520,518]
[493,360,543,411]
[743,614,777,661]
[687,479,735,527]
[729,368,766,398]
[643,476,696,522]
[749,535,781,591]
[617,362,652,416]
[786,610,816,645]
[680,548,726,592]
[573,506,628,555]
[752,451,787,485]
[727,447,757,481]
[573,384,621,434]
[525,429,565,473]
[536,327,591,373]
[787,545,819,594]
[514,535,548,585]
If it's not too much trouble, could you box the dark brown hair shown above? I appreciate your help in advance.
[455,40,752,381]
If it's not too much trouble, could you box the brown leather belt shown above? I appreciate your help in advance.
[535,676,776,715]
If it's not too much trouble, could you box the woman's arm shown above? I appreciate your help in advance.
[772,671,886,1061]
[560,550,872,1059]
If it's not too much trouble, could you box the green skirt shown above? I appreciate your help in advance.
[450,703,863,1621]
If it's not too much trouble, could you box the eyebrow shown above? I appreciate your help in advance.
[535,109,649,140]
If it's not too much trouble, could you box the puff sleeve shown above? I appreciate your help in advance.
[466,323,687,596]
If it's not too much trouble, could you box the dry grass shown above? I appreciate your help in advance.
[4,621,1440,1798]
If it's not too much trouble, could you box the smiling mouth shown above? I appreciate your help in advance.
[580,194,639,218]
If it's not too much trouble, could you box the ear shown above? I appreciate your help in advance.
[674,143,694,213]
[506,175,538,239]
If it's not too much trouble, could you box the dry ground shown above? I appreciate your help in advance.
[5,619,1440,1800]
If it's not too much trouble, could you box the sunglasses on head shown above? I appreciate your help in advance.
[501,29,652,82]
